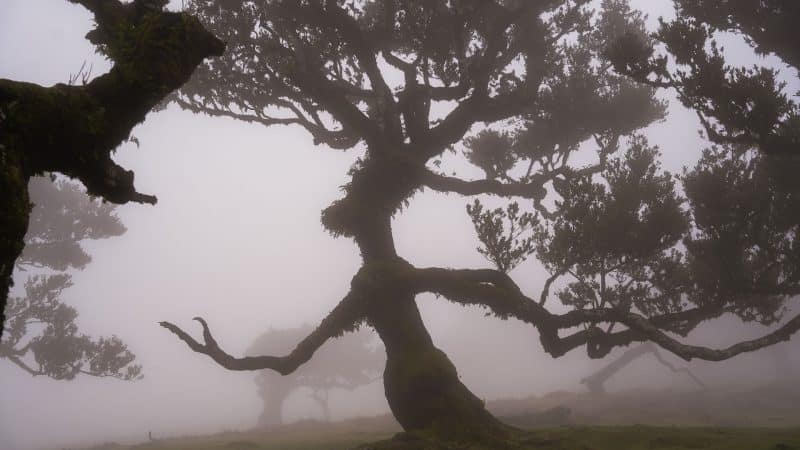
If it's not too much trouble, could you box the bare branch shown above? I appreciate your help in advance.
[160,291,368,375]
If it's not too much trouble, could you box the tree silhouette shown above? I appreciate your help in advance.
[248,325,383,428]
[0,0,224,338]
[580,342,705,394]
[1,178,141,380]
[156,1,800,444]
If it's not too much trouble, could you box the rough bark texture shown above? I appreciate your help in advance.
[370,292,509,437]
[0,0,224,338]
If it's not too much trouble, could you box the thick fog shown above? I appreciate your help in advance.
[1,1,799,449]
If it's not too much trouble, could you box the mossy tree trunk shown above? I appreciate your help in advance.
[369,290,508,437]
[330,161,512,439]
[0,151,30,330]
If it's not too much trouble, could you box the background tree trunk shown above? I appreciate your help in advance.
[256,376,294,429]
[581,343,706,394]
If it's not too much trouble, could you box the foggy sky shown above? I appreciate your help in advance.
[1,1,799,449]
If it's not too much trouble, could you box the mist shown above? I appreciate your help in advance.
[1,1,799,450]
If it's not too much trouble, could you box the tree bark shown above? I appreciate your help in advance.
[326,153,514,439]
[0,0,224,339]
[368,292,509,438]
[0,151,30,335]
[257,379,292,429]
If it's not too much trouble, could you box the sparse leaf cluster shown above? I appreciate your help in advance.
[466,200,537,273]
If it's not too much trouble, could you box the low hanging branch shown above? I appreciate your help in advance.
[159,290,369,375]
[408,266,800,363]
[0,0,225,338]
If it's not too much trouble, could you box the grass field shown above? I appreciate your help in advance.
[83,425,800,450]
[81,386,800,450]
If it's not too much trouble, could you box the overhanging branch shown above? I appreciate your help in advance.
[409,266,800,362]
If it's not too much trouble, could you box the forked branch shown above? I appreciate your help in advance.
[160,291,368,375]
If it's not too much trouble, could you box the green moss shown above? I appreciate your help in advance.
[0,3,224,338]
[0,148,31,330]
[352,258,414,292]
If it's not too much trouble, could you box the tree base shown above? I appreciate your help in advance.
[356,428,560,450]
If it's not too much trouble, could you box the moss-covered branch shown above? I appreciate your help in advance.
[408,266,800,362]
[0,0,225,338]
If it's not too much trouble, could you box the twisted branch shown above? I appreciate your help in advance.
[409,266,800,362]
[160,291,368,375]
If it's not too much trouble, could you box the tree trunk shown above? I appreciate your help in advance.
[367,292,510,438]
[0,152,30,335]
[338,160,513,441]
[314,390,332,422]
[256,376,293,429]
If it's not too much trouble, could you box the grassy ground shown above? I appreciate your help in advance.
[85,425,800,450]
[81,385,800,450]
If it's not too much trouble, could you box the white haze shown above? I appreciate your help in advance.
[1,1,799,449]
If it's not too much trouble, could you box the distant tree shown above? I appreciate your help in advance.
[157,1,800,446]
[0,0,224,338]
[580,342,705,394]
[1,178,141,380]
[248,325,383,428]
[766,340,800,383]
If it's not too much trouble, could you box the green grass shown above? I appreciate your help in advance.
[520,426,800,450]
[86,426,800,450]
[83,386,800,450]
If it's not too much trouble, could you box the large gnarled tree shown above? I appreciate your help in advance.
[49,0,791,446]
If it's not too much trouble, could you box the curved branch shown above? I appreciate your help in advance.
[410,266,800,362]
[648,343,707,389]
[160,291,368,375]
[4,354,44,377]
[172,97,359,150]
